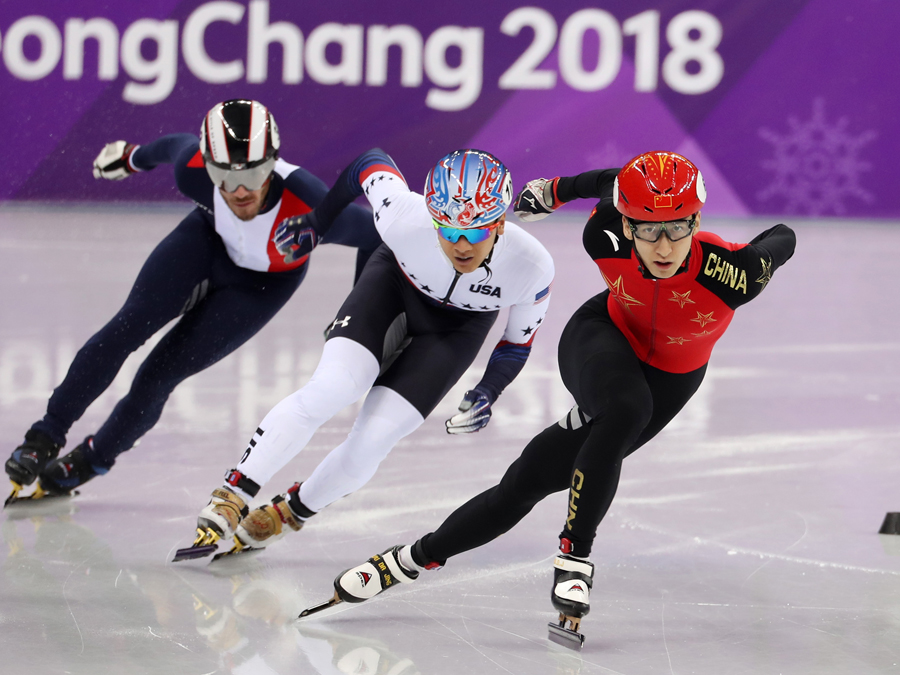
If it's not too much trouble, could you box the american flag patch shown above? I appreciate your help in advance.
[534,284,551,304]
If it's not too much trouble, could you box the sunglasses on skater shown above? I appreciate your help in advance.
[627,216,697,242]
[433,220,499,245]
[205,157,276,192]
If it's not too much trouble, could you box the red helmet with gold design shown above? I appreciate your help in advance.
[613,151,706,221]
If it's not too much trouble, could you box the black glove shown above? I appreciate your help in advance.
[92,141,139,180]
[513,177,560,222]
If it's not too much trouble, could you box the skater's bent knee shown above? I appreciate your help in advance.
[580,375,653,432]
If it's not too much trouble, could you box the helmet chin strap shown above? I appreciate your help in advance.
[479,238,497,283]
[468,228,499,282]
[632,247,649,277]
[632,235,693,280]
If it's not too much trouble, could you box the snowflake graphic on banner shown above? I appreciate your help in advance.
[757,98,877,216]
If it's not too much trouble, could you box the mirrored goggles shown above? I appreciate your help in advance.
[628,216,697,242]
[206,157,276,192]
[433,220,498,244]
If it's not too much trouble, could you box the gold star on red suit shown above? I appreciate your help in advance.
[602,273,645,311]
[690,311,717,328]
[669,290,696,308]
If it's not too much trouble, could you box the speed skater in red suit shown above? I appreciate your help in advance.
[301,151,796,648]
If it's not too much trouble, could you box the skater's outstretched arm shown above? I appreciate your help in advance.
[93,134,218,212]
[279,165,380,254]
[273,148,401,265]
[302,148,408,239]
[92,133,198,181]
[131,134,199,170]
[445,275,554,434]
[513,169,620,221]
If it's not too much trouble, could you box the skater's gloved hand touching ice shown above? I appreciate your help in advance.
[274,214,319,264]
[92,141,139,180]
[513,177,560,222]
[445,389,492,434]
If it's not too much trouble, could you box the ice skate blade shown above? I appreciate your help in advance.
[4,483,23,508]
[5,483,79,508]
[172,544,218,562]
[298,591,344,620]
[211,543,262,563]
[548,616,585,650]
[172,527,224,562]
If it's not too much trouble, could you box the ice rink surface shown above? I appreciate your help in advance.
[1,204,898,675]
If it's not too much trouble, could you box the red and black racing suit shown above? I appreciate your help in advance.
[413,168,796,563]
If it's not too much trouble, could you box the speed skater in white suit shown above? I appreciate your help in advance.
[175,148,555,561]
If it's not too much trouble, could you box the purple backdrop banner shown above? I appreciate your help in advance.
[1,1,897,217]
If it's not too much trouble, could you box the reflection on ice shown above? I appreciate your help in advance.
[2,210,900,674]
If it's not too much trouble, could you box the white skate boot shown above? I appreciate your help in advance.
[299,545,418,618]
[548,554,594,649]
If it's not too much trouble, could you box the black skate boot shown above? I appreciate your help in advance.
[37,437,109,497]
[5,430,62,506]
[548,554,594,649]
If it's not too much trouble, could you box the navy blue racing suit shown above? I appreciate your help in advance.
[29,134,380,468]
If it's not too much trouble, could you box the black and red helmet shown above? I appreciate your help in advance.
[613,151,706,221]
[199,100,280,191]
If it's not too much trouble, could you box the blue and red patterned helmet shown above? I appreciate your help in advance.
[424,149,513,228]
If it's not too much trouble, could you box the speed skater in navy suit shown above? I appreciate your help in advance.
[4,99,381,505]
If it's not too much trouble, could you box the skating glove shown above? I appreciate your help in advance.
[513,177,560,221]
[274,214,319,264]
[92,141,139,180]
[445,390,492,434]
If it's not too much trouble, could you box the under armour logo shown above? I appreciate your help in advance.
[330,315,351,330]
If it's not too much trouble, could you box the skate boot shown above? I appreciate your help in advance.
[5,430,61,506]
[548,554,594,649]
[197,487,248,544]
[37,438,109,497]
[299,545,418,618]
[173,487,249,562]
[216,483,310,561]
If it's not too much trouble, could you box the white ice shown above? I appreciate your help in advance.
[1,205,898,674]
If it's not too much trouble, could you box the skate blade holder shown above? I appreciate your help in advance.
[548,614,585,650]
[211,536,262,563]
[5,482,79,508]
[172,527,222,562]
[297,591,344,620]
